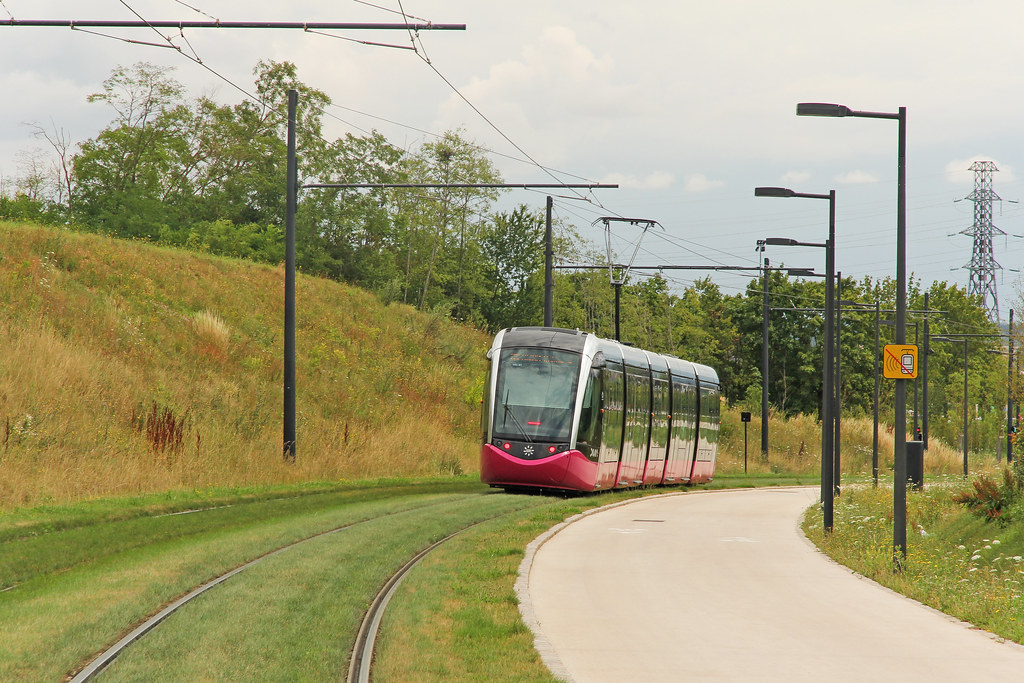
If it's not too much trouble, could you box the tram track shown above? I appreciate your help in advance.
[67,491,492,682]
[347,519,487,683]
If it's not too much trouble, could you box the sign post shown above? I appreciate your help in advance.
[882,343,918,562]
[741,412,752,473]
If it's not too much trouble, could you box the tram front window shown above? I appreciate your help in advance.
[493,347,580,442]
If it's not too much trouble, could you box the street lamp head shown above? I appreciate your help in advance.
[764,237,800,246]
[786,268,816,277]
[754,186,795,198]
[797,102,853,117]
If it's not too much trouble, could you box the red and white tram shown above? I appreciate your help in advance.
[481,327,720,493]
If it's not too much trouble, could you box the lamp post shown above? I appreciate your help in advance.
[755,186,836,531]
[932,336,969,477]
[798,101,908,561]
[757,185,835,528]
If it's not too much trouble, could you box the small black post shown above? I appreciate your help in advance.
[544,196,554,327]
[741,411,752,473]
[284,89,297,462]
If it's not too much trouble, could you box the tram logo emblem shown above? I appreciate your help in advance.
[523,445,534,457]
[882,344,918,379]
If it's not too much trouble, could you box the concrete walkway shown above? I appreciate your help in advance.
[518,487,1024,681]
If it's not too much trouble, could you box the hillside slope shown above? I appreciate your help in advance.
[0,221,489,507]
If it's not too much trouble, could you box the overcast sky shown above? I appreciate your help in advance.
[4,1,1024,321]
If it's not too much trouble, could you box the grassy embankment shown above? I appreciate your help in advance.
[0,220,487,508]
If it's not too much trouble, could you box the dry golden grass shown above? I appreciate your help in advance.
[718,406,1005,479]
[0,222,489,508]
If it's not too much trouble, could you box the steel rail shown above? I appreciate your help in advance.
[347,520,487,683]
[68,494,485,682]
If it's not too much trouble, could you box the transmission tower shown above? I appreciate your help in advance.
[960,160,1005,321]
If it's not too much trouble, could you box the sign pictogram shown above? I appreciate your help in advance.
[883,344,918,379]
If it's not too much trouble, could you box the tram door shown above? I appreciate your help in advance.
[595,362,624,490]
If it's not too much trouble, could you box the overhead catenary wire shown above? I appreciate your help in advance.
[5,3,627,221]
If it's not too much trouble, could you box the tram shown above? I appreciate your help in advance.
[480,327,720,492]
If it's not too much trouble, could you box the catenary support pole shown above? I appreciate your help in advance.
[834,272,842,495]
[963,340,969,477]
[1009,309,1014,463]
[284,90,297,461]
[894,106,908,563]
[873,299,880,485]
[544,196,554,327]
[762,256,770,457]
[923,292,930,449]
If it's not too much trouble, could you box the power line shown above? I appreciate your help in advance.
[0,19,467,30]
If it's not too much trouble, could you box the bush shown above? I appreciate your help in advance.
[952,461,1024,523]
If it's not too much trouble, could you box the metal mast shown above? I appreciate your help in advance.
[961,160,1004,321]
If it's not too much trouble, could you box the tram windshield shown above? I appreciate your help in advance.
[493,347,580,442]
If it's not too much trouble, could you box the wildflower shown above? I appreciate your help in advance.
[972,555,982,561]
[958,545,966,550]
[994,540,1001,545]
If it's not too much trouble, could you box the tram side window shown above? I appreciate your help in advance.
[480,361,492,441]
[601,366,625,462]
[576,368,602,459]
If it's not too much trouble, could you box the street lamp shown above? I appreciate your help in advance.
[755,186,836,532]
[932,336,969,478]
[797,101,908,561]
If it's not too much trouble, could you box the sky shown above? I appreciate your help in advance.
[3,1,1024,321]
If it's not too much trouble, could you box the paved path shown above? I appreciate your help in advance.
[519,487,1024,681]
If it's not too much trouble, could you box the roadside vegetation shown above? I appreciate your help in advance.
[804,459,1024,645]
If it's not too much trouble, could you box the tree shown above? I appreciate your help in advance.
[479,205,545,330]
[401,130,501,315]
[72,62,187,238]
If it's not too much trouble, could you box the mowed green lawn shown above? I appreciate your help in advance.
[0,473,812,681]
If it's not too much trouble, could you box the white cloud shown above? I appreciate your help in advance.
[835,170,879,185]
[683,174,725,194]
[780,171,811,185]
[601,171,674,190]
[430,25,640,168]
[945,156,1016,185]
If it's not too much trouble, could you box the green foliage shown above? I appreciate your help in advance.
[952,459,1024,523]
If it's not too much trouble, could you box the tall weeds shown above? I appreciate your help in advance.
[718,407,1000,479]
[0,222,487,507]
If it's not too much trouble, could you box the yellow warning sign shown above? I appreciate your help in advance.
[883,344,918,379]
